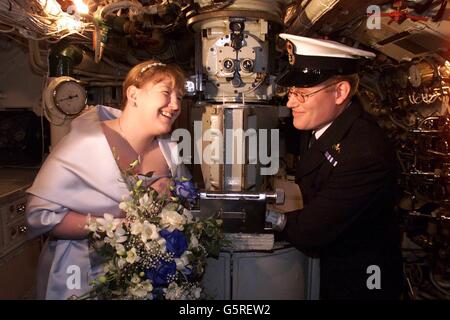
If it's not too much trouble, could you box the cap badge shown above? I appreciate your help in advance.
[332,143,341,153]
[286,41,296,65]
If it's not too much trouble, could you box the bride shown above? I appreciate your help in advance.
[26,60,186,299]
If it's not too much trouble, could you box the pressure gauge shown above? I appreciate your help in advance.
[53,77,86,115]
[408,64,422,87]
[408,61,435,88]
[44,76,86,117]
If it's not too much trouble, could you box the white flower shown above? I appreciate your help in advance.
[139,193,150,205]
[141,221,159,242]
[138,193,153,210]
[129,280,153,299]
[189,235,199,249]
[96,213,122,238]
[131,274,141,284]
[159,209,186,232]
[163,281,202,300]
[85,215,98,232]
[144,241,154,252]
[192,287,202,299]
[119,201,126,210]
[183,208,193,223]
[164,282,184,300]
[105,227,127,247]
[130,221,143,235]
[157,238,167,253]
[117,257,127,269]
[141,280,153,293]
[103,261,116,273]
[175,252,190,271]
[119,200,131,211]
[126,247,139,264]
[115,243,126,256]
[119,201,138,217]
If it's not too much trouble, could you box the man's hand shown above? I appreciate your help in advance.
[265,210,287,231]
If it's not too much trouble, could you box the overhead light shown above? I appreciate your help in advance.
[72,0,89,15]
[57,16,83,32]
[38,0,62,16]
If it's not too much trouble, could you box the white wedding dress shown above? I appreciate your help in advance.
[26,105,180,299]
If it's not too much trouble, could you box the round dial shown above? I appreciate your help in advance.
[408,64,422,87]
[53,78,86,116]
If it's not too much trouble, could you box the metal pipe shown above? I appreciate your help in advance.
[200,189,284,204]
[200,192,268,201]
[410,129,444,134]
[403,171,450,178]
[287,0,341,35]
[28,39,47,74]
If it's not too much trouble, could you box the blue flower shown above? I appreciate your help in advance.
[160,229,188,258]
[172,165,198,208]
[145,260,177,287]
[173,178,198,208]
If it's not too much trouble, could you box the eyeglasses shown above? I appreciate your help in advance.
[288,82,340,103]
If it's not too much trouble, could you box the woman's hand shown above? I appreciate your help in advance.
[50,211,127,240]
[151,177,173,198]
[49,211,91,240]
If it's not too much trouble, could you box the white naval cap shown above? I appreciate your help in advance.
[276,33,376,88]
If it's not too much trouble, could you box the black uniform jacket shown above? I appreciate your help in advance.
[280,100,403,300]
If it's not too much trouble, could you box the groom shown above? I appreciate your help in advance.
[267,33,404,299]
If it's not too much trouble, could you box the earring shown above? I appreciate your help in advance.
[133,101,137,107]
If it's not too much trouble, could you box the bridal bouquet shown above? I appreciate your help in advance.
[81,165,224,300]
